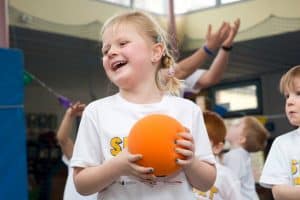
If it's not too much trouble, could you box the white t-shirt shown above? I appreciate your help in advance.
[223,147,259,200]
[71,93,215,200]
[260,128,300,188]
[62,155,97,200]
[180,69,206,97]
[193,162,241,200]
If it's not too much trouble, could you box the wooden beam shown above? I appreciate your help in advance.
[168,0,179,58]
[0,0,9,48]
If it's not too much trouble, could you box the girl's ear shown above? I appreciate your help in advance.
[151,43,164,63]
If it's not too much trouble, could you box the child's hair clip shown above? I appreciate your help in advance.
[167,66,175,77]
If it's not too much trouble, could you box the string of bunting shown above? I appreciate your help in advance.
[24,71,72,108]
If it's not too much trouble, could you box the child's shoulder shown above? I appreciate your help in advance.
[273,128,300,145]
[166,95,199,108]
[224,147,248,160]
[85,94,117,111]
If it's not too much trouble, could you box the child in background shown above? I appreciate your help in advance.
[56,102,97,200]
[194,111,241,200]
[71,11,216,200]
[223,116,270,200]
[260,65,300,200]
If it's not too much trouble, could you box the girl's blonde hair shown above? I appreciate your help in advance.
[242,116,270,152]
[279,65,300,94]
[101,11,182,95]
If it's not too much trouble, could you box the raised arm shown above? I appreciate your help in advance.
[174,21,231,79]
[56,101,85,160]
[196,18,240,89]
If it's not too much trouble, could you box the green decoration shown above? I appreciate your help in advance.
[23,71,33,86]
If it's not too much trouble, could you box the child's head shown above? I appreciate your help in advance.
[279,65,300,127]
[203,111,227,155]
[100,11,181,95]
[226,116,269,152]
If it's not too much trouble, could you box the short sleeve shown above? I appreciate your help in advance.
[192,107,215,164]
[70,106,104,168]
[62,155,69,166]
[260,138,290,188]
[183,69,206,93]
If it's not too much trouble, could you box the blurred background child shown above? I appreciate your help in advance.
[223,116,270,200]
[56,101,97,200]
[193,111,241,200]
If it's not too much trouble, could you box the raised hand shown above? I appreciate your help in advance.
[67,101,86,117]
[205,22,230,51]
[223,18,240,47]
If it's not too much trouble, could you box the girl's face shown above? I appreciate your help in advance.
[284,77,300,126]
[101,23,156,91]
[226,118,245,146]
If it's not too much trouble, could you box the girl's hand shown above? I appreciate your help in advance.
[115,148,156,184]
[66,101,86,117]
[175,129,195,168]
[222,18,240,47]
[205,22,230,51]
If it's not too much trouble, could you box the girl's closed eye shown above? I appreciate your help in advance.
[102,46,110,55]
[120,41,129,47]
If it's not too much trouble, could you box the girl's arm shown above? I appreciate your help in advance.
[175,132,216,191]
[272,185,300,200]
[183,158,216,191]
[175,22,230,80]
[73,149,156,195]
[194,18,240,89]
[56,102,85,159]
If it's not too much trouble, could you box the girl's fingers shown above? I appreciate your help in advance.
[178,132,193,141]
[219,22,230,37]
[206,24,212,37]
[175,141,194,156]
[217,21,227,33]
[176,147,193,157]
[176,158,193,166]
[128,154,143,163]
[138,173,156,181]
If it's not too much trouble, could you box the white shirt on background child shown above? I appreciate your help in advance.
[182,69,206,95]
[260,128,300,188]
[223,147,259,200]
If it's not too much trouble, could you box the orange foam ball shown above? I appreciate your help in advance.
[128,114,185,177]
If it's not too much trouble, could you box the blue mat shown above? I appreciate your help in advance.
[0,48,27,199]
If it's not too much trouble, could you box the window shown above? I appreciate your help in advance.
[99,0,246,15]
[173,0,216,14]
[221,0,241,4]
[100,0,130,6]
[209,79,262,117]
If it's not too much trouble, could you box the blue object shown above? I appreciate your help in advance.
[0,48,27,200]
[203,45,215,57]
[213,104,228,117]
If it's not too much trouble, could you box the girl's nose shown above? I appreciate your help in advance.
[107,46,118,58]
